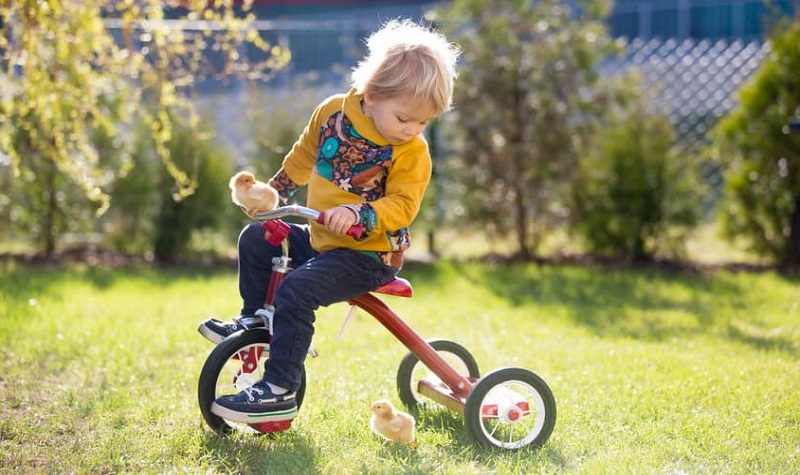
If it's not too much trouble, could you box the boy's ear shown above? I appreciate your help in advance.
[362,90,374,107]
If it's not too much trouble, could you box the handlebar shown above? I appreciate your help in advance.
[254,205,365,240]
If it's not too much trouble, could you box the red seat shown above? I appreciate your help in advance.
[373,277,413,298]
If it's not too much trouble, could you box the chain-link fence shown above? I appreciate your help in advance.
[602,37,769,205]
[611,37,769,143]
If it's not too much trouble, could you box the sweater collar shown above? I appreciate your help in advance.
[342,87,389,146]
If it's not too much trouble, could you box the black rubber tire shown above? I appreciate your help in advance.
[464,367,556,450]
[197,329,306,434]
[396,339,480,410]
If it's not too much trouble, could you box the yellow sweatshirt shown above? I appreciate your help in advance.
[269,88,432,255]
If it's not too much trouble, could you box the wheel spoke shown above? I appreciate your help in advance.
[487,419,500,439]
[517,417,531,434]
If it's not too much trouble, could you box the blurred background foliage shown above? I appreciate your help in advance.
[710,17,800,268]
[439,0,620,260]
[0,0,288,261]
[0,1,798,267]
[572,73,700,262]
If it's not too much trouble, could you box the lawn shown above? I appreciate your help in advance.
[1,260,798,474]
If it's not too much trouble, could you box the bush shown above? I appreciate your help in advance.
[151,124,233,263]
[104,120,233,262]
[710,18,800,267]
[572,90,700,262]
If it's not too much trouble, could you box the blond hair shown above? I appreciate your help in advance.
[351,19,460,115]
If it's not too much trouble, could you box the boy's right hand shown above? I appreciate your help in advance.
[322,206,360,236]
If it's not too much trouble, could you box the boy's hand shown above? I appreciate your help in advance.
[322,206,359,236]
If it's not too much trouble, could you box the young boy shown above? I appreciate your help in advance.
[202,19,460,423]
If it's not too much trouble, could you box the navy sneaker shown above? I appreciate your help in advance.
[197,315,267,344]
[211,380,298,423]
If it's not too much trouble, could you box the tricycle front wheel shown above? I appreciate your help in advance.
[197,329,306,434]
[464,367,556,450]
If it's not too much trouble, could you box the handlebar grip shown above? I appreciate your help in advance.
[262,220,291,246]
[346,224,366,240]
[317,212,365,240]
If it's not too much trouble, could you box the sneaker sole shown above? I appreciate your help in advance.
[197,323,224,345]
[211,401,298,424]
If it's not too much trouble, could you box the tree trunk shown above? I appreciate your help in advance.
[42,158,58,258]
[509,78,530,260]
[786,194,800,268]
[513,180,530,260]
[509,144,530,259]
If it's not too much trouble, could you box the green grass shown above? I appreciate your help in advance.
[1,260,798,474]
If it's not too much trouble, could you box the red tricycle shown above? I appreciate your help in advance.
[197,205,556,450]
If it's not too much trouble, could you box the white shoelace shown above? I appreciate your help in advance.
[243,385,265,402]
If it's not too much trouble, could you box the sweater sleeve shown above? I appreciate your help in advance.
[367,139,432,234]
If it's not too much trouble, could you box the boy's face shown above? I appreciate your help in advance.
[363,93,438,145]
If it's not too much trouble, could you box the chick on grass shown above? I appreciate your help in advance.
[369,399,416,448]
[229,171,279,218]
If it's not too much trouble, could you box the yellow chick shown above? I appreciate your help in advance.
[229,171,279,217]
[369,399,416,448]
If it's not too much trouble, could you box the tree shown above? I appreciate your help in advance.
[436,0,618,259]
[0,1,289,256]
[710,17,800,268]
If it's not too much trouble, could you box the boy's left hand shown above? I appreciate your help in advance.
[322,206,359,236]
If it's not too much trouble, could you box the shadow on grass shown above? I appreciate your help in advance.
[403,261,800,358]
[454,263,734,334]
[200,429,320,474]
[0,264,235,302]
[5,258,795,357]
[196,408,566,473]
[411,405,567,470]
[728,320,799,356]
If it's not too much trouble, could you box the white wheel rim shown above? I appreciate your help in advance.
[477,380,547,449]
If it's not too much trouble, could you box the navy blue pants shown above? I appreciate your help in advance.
[236,222,398,391]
